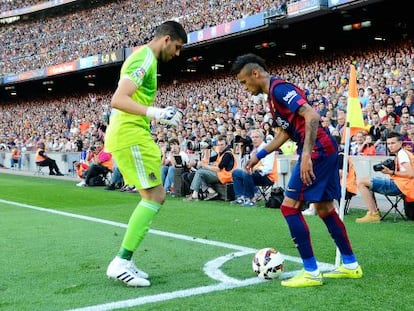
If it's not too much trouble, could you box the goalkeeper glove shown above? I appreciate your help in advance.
[146,106,183,128]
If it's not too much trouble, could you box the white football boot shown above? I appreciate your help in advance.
[106,257,150,287]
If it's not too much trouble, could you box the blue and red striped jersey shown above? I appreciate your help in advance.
[268,77,337,158]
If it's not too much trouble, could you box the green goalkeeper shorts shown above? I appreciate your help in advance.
[111,139,162,190]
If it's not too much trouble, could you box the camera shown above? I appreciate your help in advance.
[373,158,395,172]
[187,140,213,151]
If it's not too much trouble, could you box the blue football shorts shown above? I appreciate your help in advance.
[284,152,341,203]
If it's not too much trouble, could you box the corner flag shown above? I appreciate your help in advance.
[335,64,364,266]
[346,64,364,137]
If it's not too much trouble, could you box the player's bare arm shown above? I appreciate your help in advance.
[111,78,148,116]
[297,104,319,185]
[263,129,290,154]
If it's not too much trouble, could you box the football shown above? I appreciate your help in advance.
[252,247,284,280]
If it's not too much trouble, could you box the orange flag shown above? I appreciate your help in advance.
[346,64,364,138]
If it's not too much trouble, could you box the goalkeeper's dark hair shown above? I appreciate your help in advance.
[231,53,267,75]
[154,21,187,44]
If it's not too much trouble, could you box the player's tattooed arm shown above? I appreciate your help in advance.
[297,104,319,155]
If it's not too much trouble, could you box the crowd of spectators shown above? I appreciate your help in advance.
[0,0,287,76]
[0,92,110,154]
[0,0,45,12]
[1,39,414,166]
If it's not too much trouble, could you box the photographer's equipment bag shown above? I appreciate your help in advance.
[404,199,414,221]
[265,187,284,209]
[88,175,106,187]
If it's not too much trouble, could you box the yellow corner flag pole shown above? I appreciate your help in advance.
[335,64,363,267]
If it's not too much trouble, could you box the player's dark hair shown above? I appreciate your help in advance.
[155,21,187,44]
[231,53,267,74]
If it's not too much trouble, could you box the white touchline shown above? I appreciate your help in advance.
[0,199,335,311]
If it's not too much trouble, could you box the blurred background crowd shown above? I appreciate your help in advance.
[0,0,287,76]
[1,0,413,159]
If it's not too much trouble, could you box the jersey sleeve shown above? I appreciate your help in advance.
[120,47,154,88]
[272,82,308,113]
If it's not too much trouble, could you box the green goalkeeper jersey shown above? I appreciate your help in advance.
[105,45,158,152]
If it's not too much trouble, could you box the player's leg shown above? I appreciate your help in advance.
[107,139,163,287]
[280,161,322,287]
[313,153,362,279]
[316,200,362,278]
[280,196,323,287]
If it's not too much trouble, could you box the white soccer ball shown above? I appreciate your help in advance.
[252,247,284,280]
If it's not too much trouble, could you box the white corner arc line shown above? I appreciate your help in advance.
[0,199,335,311]
[204,251,253,283]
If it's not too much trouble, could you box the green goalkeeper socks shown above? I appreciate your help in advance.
[119,199,162,256]
[118,248,133,260]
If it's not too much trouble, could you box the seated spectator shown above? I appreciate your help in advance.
[395,112,412,134]
[235,128,253,157]
[381,102,400,124]
[338,145,358,211]
[181,157,200,195]
[161,138,189,194]
[35,142,64,176]
[10,145,22,169]
[369,111,386,145]
[404,129,414,152]
[362,115,371,133]
[78,139,113,187]
[73,160,89,186]
[231,130,277,207]
[321,115,336,134]
[184,135,236,201]
[261,122,274,139]
[181,140,212,195]
[104,160,124,190]
[358,134,377,156]
[356,132,414,223]
[350,131,366,155]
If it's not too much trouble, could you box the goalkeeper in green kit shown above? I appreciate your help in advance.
[104,21,187,287]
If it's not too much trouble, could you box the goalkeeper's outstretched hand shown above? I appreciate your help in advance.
[146,106,183,128]
[159,107,183,127]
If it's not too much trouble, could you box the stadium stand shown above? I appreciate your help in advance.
[0,0,287,76]
[1,0,414,204]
